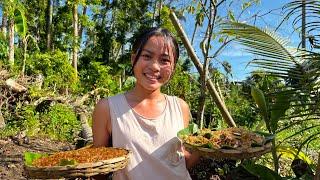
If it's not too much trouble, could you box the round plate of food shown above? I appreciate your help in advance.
[24,146,131,179]
[178,124,274,160]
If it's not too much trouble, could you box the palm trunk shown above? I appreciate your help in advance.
[1,12,8,38]
[72,3,79,76]
[8,18,14,65]
[46,0,53,51]
[301,0,306,49]
[79,5,87,43]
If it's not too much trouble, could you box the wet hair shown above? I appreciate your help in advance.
[131,27,179,73]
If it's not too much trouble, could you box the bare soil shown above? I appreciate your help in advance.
[0,136,239,180]
[0,136,74,180]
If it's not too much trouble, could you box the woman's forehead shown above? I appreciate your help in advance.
[143,36,173,55]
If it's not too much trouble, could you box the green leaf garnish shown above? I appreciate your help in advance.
[253,131,275,144]
[203,133,212,139]
[177,123,199,138]
[59,159,77,166]
[24,152,47,166]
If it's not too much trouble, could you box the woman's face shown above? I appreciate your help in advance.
[132,36,175,91]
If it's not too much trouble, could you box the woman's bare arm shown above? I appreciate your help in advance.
[178,98,200,169]
[92,98,112,147]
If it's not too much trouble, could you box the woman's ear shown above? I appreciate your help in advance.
[131,54,136,65]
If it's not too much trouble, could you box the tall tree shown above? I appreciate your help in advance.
[8,16,14,65]
[46,0,53,51]
[170,0,261,127]
[0,11,8,38]
[1,0,26,65]
[72,2,79,75]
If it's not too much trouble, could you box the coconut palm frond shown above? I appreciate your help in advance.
[220,22,311,79]
[221,22,320,83]
[284,0,320,31]
[284,0,320,48]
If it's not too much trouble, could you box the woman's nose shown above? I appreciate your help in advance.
[149,59,161,70]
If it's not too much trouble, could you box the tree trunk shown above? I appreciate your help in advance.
[72,3,79,76]
[1,12,8,38]
[197,94,206,129]
[0,111,5,129]
[46,0,53,51]
[22,38,27,76]
[8,18,14,65]
[79,5,87,43]
[79,113,93,143]
[301,0,306,49]
[169,11,236,127]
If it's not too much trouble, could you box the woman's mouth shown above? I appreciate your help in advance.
[144,73,161,81]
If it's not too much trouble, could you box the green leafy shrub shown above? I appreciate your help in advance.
[0,32,8,60]
[21,105,40,136]
[79,61,117,95]
[41,103,80,142]
[25,50,78,92]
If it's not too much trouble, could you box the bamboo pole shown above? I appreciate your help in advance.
[169,11,236,127]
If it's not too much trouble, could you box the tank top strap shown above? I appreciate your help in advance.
[165,95,185,131]
[108,94,130,118]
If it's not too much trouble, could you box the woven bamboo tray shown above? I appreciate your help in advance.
[178,124,274,160]
[183,141,272,160]
[24,147,131,179]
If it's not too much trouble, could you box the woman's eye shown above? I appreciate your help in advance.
[161,59,171,64]
[142,54,151,59]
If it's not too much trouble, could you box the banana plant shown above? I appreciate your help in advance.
[251,85,289,173]
[13,6,32,76]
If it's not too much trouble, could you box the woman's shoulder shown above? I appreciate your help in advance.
[95,93,124,108]
[165,94,189,110]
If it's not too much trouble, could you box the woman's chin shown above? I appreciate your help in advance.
[140,83,162,91]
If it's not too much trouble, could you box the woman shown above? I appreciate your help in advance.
[92,27,199,180]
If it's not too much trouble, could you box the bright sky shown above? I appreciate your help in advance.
[180,0,300,81]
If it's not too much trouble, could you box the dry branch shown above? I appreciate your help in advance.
[5,79,27,93]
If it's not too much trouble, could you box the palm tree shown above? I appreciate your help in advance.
[221,0,320,171]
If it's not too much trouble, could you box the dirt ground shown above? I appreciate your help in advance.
[0,136,231,180]
[0,136,75,180]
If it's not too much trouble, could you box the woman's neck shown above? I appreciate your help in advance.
[127,86,163,101]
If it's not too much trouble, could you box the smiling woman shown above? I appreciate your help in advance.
[92,27,200,180]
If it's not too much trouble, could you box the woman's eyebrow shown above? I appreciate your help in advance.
[141,49,153,54]
[142,49,170,57]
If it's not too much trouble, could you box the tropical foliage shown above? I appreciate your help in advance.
[0,0,319,179]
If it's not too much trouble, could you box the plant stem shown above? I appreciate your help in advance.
[271,138,279,173]
[315,152,320,180]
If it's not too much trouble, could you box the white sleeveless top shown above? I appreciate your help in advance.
[108,94,192,180]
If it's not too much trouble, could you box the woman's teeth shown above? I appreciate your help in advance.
[145,74,160,79]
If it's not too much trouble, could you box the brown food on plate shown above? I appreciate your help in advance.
[184,127,265,151]
[32,147,128,167]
